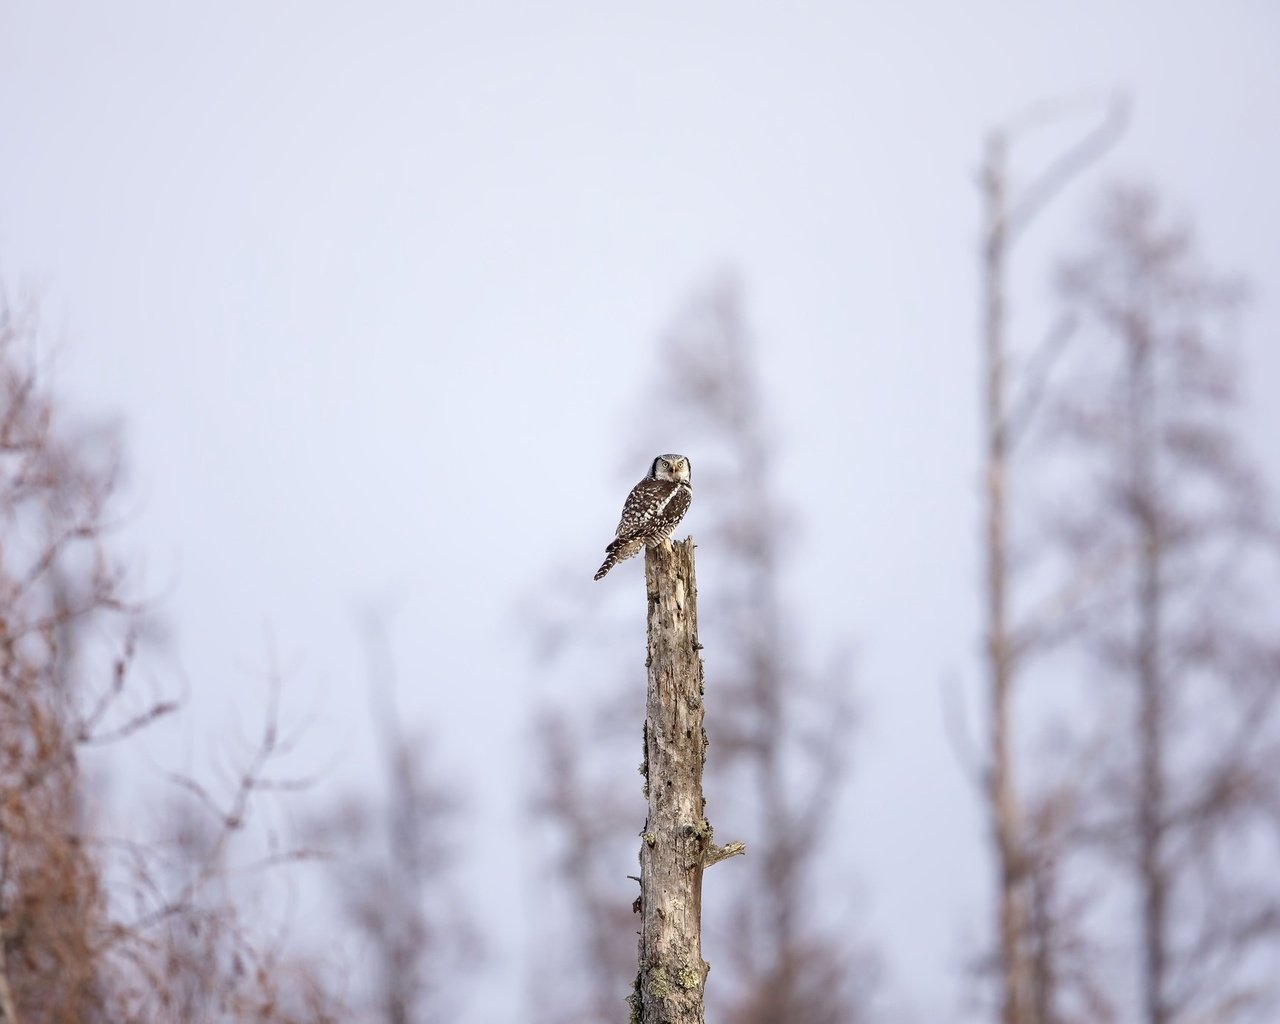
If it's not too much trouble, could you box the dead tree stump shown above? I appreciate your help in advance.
[631,538,744,1024]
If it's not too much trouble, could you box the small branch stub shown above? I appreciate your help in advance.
[632,538,743,1024]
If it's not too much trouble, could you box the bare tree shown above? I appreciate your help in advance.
[305,611,478,1024]
[122,672,339,1024]
[0,284,339,1023]
[657,281,872,1024]
[531,706,640,1024]
[529,279,874,1024]
[975,97,1123,1024]
[1037,184,1280,1024]
[0,287,155,1023]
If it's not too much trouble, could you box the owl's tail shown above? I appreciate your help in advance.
[594,535,632,580]
[593,549,618,581]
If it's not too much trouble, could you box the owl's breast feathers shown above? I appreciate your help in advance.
[615,477,690,543]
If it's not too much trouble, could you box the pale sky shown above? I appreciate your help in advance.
[1,3,1277,1021]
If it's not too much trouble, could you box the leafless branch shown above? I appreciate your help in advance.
[1003,95,1129,244]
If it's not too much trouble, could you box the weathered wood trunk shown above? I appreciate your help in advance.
[632,538,742,1024]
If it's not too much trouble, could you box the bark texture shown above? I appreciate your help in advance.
[633,538,741,1024]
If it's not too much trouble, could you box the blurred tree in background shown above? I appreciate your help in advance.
[654,284,875,1024]
[975,99,1125,1024]
[305,611,479,1024]
[0,286,338,1023]
[1028,185,1280,1024]
[529,280,877,1024]
[976,177,1280,1024]
[0,287,127,1022]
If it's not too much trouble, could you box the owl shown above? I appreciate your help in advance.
[593,454,693,580]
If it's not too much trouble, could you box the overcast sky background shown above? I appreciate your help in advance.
[1,3,1278,1021]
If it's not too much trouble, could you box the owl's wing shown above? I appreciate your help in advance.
[614,477,672,539]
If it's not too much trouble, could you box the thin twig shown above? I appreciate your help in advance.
[704,841,746,868]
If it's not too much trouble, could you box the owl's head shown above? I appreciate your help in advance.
[649,454,691,485]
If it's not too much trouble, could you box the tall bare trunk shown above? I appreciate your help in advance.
[983,132,1029,1024]
[1127,321,1168,1024]
[633,538,743,1024]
